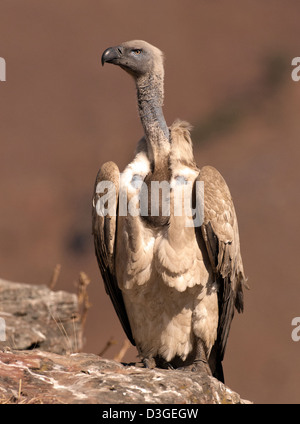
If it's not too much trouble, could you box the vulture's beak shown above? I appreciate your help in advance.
[101,46,122,66]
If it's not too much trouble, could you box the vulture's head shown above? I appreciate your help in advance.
[101,40,164,79]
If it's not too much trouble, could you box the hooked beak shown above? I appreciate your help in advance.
[101,46,123,66]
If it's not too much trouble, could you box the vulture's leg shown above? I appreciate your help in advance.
[142,356,174,370]
[142,357,156,369]
[130,357,156,369]
[178,338,212,375]
[190,338,212,374]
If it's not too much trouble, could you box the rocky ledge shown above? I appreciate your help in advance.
[0,278,251,404]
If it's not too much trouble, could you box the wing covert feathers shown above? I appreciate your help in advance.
[197,165,247,361]
[92,161,135,345]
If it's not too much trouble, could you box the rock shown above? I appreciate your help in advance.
[0,279,251,404]
[0,349,251,404]
[0,279,83,354]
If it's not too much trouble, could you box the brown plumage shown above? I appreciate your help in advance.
[92,40,247,382]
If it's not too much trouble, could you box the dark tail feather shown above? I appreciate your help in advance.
[213,360,225,383]
[209,344,225,383]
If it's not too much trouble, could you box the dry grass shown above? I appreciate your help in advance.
[46,266,92,353]
[113,339,131,362]
[98,336,117,357]
[48,263,61,290]
[77,271,91,330]
[0,379,45,404]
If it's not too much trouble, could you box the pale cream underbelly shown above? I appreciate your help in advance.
[122,267,218,362]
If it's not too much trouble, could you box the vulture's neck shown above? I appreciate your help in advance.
[136,72,170,167]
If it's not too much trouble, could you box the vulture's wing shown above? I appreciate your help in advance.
[92,161,135,345]
[195,166,247,379]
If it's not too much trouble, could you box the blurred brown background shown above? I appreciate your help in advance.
[0,0,299,404]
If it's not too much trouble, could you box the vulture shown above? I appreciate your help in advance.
[92,40,247,382]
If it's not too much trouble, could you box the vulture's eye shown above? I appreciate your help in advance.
[132,49,142,55]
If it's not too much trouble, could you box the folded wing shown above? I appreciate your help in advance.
[92,161,135,345]
[196,166,247,378]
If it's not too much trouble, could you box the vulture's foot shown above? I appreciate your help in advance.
[142,357,156,369]
[153,356,175,370]
[177,338,212,375]
[177,359,212,375]
[135,357,175,370]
